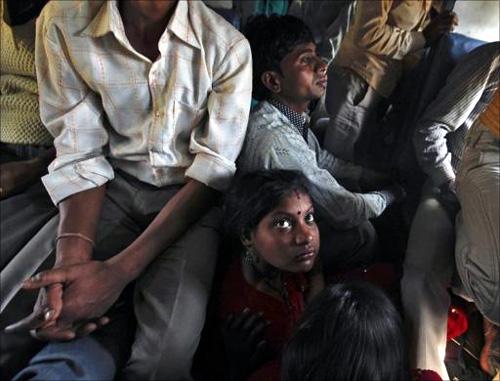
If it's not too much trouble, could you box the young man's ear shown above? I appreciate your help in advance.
[261,71,282,95]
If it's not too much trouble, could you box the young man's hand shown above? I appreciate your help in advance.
[423,11,459,45]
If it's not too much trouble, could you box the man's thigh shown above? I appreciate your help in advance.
[0,181,57,269]
[124,207,222,381]
[324,67,380,160]
[456,142,500,324]
[403,192,455,278]
[319,220,378,275]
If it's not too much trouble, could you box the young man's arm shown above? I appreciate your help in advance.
[250,128,400,229]
[313,133,391,190]
[413,43,500,189]
[352,0,456,59]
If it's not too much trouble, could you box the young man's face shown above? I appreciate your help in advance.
[278,42,327,105]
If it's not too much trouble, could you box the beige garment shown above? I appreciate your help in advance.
[335,0,432,97]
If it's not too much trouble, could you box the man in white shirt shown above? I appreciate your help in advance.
[6,1,252,380]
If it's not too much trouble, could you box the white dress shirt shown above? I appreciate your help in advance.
[36,0,252,204]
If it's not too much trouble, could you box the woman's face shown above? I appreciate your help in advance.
[249,192,320,273]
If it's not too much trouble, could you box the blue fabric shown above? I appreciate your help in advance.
[254,0,288,16]
[13,336,116,381]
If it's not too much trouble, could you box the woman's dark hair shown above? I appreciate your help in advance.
[243,15,314,101]
[282,282,411,381]
[224,170,312,250]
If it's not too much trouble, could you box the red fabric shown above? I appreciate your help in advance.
[447,305,469,341]
[327,262,400,292]
[412,369,443,381]
[219,259,307,356]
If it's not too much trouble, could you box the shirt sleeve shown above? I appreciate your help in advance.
[185,38,252,191]
[352,0,427,60]
[36,13,113,205]
[413,44,499,187]
[312,132,363,182]
[263,131,389,229]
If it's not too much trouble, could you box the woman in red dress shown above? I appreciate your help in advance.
[219,170,324,380]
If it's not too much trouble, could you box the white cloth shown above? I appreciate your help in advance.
[401,181,454,380]
[36,0,252,204]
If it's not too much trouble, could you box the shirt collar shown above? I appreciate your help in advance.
[167,1,200,50]
[268,98,308,131]
[80,0,200,50]
[80,1,123,39]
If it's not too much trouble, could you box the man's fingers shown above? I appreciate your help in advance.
[45,283,64,322]
[23,269,68,289]
[32,325,76,341]
[4,309,52,333]
[75,322,98,337]
[96,316,110,327]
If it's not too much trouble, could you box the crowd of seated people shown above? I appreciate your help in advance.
[0,0,498,380]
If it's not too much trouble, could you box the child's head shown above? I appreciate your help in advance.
[224,170,320,273]
[244,15,327,107]
[282,282,410,381]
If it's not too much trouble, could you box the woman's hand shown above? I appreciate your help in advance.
[222,308,270,380]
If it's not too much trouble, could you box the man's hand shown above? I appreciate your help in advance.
[5,260,125,340]
[423,11,459,45]
[26,261,126,322]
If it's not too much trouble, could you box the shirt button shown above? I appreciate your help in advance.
[155,111,161,118]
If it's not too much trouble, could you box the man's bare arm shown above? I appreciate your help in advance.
[56,185,107,264]
[17,179,217,330]
[109,179,218,280]
[5,185,107,339]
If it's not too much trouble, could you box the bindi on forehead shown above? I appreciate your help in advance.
[293,190,303,215]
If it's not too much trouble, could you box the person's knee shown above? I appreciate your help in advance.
[125,276,210,380]
[13,337,116,381]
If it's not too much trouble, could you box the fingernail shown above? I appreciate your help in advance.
[26,274,40,283]
[44,309,55,321]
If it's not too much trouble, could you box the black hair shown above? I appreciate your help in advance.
[282,282,411,381]
[243,15,314,101]
[224,170,313,251]
[6,0,49,25]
